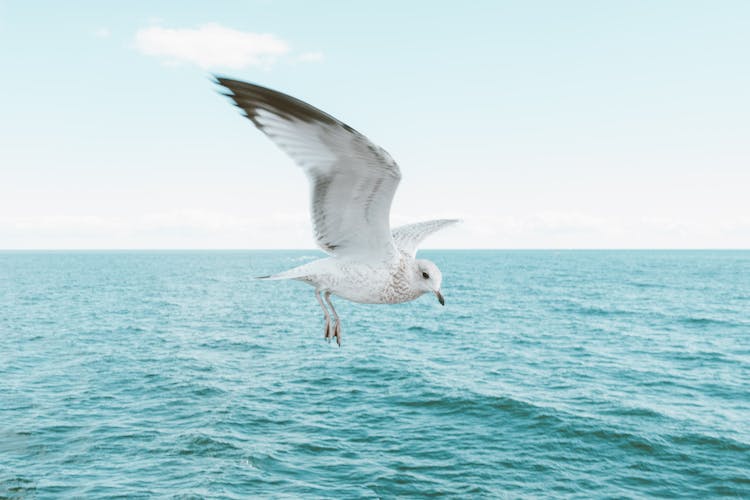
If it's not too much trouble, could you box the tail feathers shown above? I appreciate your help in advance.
[254,268,308,281]
[255,260,318,281]
[254,273,288,280]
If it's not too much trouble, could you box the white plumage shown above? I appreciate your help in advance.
[216,77,458,345]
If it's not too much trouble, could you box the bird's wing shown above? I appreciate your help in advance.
[391,219,460,257]
[216,77,401,260]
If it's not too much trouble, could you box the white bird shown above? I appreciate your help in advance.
[215,77,459,345]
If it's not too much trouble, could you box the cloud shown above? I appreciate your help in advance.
[0,211,314,249]
[0,210,307,234]
[3,210,749,249]
[134,23,290,69]
[528,210,610,234]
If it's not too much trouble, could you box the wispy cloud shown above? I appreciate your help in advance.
[0,211,313,249]
[133,23,290,69]
[3,211,748,249]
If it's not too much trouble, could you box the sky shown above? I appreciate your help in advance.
[1,0,749,249]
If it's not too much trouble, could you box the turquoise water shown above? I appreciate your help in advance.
[1,250,749,498]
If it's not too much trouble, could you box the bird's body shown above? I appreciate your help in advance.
[265,252,426,305]
[215,77,458,344]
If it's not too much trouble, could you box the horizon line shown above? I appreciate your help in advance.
[1,248,749,252]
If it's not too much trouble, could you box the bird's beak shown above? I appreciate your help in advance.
[435,290,445,306]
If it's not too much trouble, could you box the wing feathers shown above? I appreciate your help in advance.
[392,219,460,256]
[215,77,401,259]
[219,78,339,128]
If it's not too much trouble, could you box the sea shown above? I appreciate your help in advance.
[1,250,749,498]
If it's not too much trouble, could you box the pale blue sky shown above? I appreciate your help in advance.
[2,1,749,248]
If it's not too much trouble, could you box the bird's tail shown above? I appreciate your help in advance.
[254,264,311,281]
[254,273,287,280]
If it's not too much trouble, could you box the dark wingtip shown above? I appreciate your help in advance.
[210,76,343,127]
[211,74,228,87]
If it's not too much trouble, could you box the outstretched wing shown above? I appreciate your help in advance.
[392,219,460,256]
[216,77,401,260]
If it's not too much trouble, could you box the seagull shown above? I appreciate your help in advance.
[215,77,459,345]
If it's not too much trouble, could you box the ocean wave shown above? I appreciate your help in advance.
[679,316,744,328]
[174,433,241,457]
[4,250,750,497]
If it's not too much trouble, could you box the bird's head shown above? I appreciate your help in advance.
[414,259,444,305]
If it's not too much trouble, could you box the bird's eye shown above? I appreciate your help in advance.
[422,272,430,279]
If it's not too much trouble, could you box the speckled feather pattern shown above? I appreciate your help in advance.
[293,252,423,304]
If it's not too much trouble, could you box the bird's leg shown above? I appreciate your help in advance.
[324,292,341,346]
[315,289,332,342]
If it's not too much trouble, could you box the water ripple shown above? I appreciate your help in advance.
[1,250,749,497]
